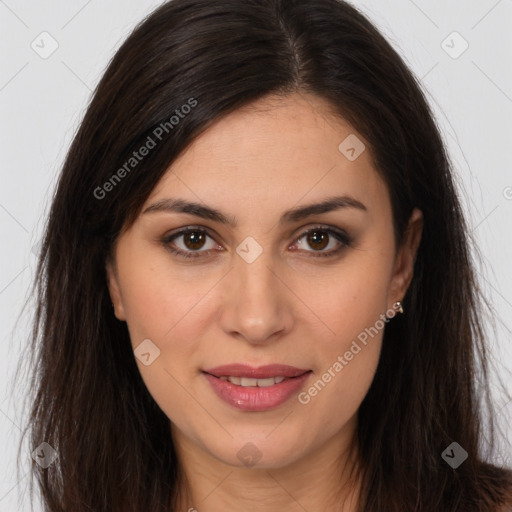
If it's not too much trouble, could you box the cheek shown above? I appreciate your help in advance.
[296,282,388,440]
[117,247,216,344]
[122,279,210,427]
[305,248,393,344]
[116,249,219,408]
[296,333,383,450]
[298,252,391,418]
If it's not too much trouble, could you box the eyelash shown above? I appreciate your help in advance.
[161,225,352,260]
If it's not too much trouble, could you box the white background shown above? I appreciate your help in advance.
[1,0,511,510]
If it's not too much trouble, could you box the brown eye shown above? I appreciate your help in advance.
[182,231,207,250]
[293,227,351,258]
[306,230,330,251]
[163,227,220,259]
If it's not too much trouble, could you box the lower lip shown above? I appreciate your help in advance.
[202,371,312,412]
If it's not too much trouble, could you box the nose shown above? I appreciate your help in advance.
[218,249,294,345]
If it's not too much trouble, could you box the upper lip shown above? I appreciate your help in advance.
[202,364,311,379]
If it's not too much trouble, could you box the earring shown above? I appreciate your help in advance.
[393,301,404,314]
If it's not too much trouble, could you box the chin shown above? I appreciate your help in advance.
[207,436,306,470]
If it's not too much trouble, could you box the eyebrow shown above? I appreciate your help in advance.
[142,195,367,227]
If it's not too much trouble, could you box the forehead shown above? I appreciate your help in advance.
[144,92,390,223]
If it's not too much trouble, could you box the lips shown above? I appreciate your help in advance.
[202,366,313,411]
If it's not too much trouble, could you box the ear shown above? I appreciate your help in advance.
[387,208,423,307]
[106,258,127,321]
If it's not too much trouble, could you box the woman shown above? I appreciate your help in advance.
[19,0,512,510]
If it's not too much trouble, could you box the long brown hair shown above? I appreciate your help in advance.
[16,0,512,510]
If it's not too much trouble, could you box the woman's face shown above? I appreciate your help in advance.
[107,92,422,470]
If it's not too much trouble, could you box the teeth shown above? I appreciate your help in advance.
[218,376,287,387]
[240,377,257,387]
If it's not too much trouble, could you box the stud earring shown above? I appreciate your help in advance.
[393,301,404,314]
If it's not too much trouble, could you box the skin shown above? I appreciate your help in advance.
[107,92,423,512]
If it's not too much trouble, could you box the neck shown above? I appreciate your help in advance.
[170,415,362,512]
